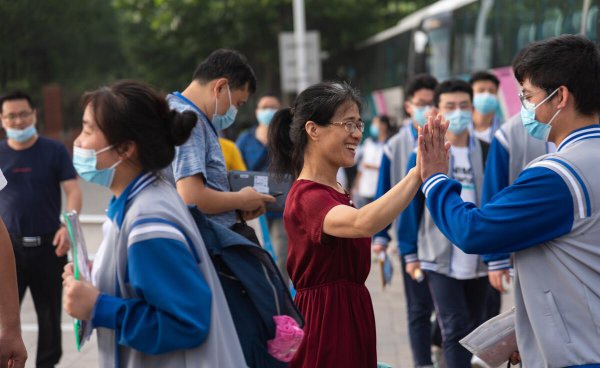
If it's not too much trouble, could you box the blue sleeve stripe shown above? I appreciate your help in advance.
[534,158,591,218]
[423,174,449,197]
[130,218,201,264]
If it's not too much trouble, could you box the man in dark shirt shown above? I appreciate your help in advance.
[0,91,81,368]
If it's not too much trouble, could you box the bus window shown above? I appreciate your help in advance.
[423,13,453,80]
[517,23,536,50]
[562,9,582,34]
[586,5,598,41]
[540,8,564,38]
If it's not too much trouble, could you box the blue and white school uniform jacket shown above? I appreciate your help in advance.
[398,137,487,276]
[421,125,600,367]
[372,123,418,247]
[92,173,246,368]
[481,114,553,270]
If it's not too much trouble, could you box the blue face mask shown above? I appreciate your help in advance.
[6,125,37,142]
[412,105,432,127]
[369,123,379,137]
[256,108,277,126]
[73,146,121,188]
[473,93,499,115]
[520,88,561,141]
[212,85,238,131]
[445,109,472,134]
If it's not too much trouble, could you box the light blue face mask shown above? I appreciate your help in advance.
[6,125,37,142]
[445,109,472,134]
[212,85,238,131]
[473,93,499,115]
[369,123,379,137]
[520,88,561,141]
[73,146,121,188]
[256,108,277,126]
[412,105,432,127]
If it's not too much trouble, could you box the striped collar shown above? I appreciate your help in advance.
[557,124,600,152]
[107,172,156,228]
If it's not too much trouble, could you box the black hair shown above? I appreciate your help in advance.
[469,71,500,88]
[268,81,361,178]
[375,114,396,136]
[433,79,473,108]
[0,90,35,112]
[192,49,257,94]
[82,80,196,172]
[513,34,600,116]
[256,93,281,107]
[405,74,438,100]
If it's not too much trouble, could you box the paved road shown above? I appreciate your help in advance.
[20,180,514,367]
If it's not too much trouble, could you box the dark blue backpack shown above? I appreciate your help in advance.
[188,206,304,367]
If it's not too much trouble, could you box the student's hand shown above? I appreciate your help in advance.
[371,244,386,254]
[0,329,27,368]
[405,261,423,281]
[53,225,70,257]
[509,351,521,365]
[241,206,267,220]
[418,114,450,181]
[63,276,100,321]
[62,263,74,281]
[237,187,276,212]
[488,269,511,293]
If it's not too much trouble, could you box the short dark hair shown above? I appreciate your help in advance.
[433,79,473,107]
[469,71,500,88]
[269,81,361,178]
[192,49,257,94]
[256,93,281,107]
[513,34,600,116]
[0,90,35,112]
[82,80,196,173]
[405,74,438,100]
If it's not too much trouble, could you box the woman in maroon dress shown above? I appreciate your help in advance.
[268,82,428,367]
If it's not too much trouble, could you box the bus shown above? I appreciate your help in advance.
[325,0,599,122]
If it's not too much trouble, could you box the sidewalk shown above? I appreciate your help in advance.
[21,252,513,367]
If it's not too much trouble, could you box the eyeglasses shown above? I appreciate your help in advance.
[330,120,364,134]
[2,110,34,122]
[518,88,554,110]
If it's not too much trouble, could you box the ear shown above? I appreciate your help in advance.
[116,141,137,160]
[305,121,320,141]
[404,101,412,116]
[555,85,569,110]
[213,78,229,95]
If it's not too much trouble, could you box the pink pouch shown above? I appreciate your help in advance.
[267,315,305,362]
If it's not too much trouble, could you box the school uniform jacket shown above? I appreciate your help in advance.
[421,125,600,367]
[92,173,246,368]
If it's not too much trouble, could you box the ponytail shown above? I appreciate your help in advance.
[268,107,300,178]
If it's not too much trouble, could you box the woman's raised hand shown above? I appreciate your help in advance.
[417,114,451,182]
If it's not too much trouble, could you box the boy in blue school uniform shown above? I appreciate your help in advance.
[418,34,600,367]
[399,79,490,368]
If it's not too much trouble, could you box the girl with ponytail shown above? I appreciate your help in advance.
[62,80,246,367]
[269,81,429,367]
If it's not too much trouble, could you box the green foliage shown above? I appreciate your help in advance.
[0,0,128,129]
[0,0,436,132]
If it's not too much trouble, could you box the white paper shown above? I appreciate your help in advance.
[253,174,269,194]
[460,307,517,367]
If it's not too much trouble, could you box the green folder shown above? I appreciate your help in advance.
[63,210,92,351]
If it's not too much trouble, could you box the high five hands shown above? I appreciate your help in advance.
[417,114,451,181]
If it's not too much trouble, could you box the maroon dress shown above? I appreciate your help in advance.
[284,180,377,368]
